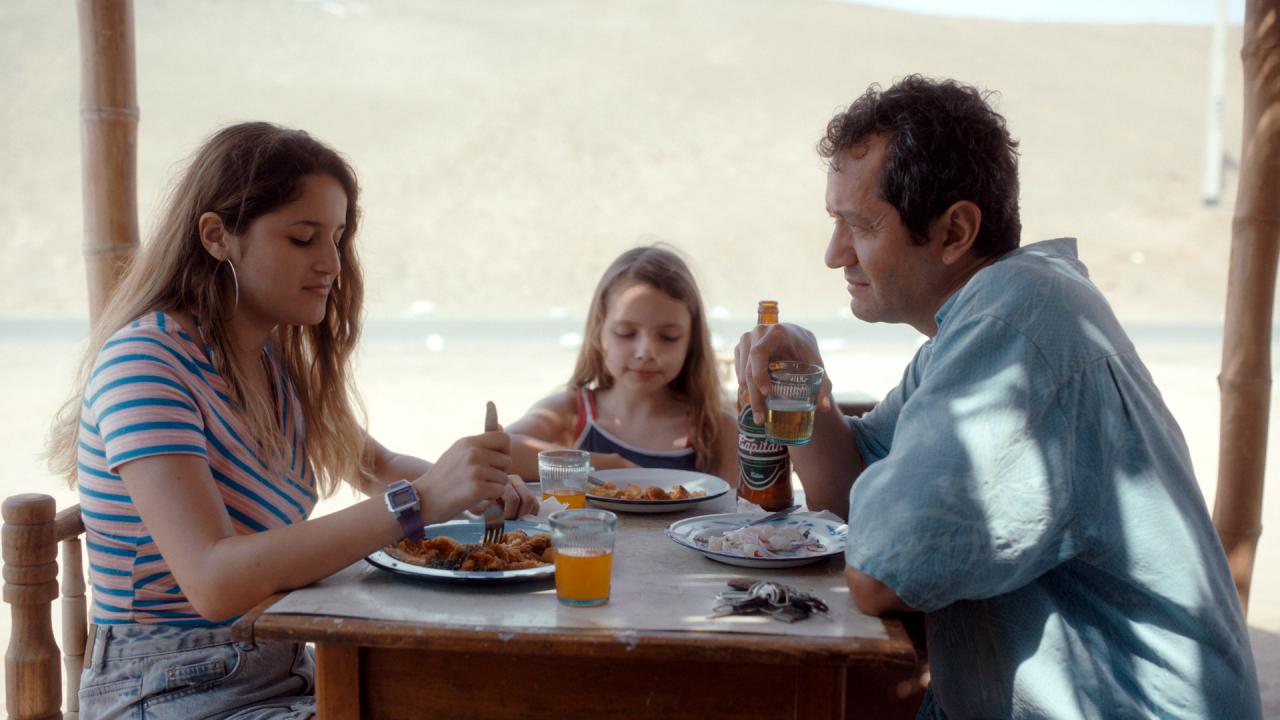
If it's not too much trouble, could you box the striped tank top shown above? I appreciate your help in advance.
[76,311,315,626]
[572,387,699,471]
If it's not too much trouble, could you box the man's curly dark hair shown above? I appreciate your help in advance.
[818,75,1022,259]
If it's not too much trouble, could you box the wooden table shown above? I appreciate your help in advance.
[231,500,923,719]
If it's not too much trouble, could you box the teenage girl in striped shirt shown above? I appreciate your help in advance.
[47,122,536,718]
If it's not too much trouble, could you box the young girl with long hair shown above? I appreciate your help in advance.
[507,245,737,484]
[48,122,533,718]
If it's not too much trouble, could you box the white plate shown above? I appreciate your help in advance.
[365,519,554,584]
[666,512,847,568]
[585,469,730,514]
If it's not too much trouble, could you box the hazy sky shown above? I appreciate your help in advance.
[843,0,1245,26]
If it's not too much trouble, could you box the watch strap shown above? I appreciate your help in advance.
[396,505,424,541]
[386,479,425,541]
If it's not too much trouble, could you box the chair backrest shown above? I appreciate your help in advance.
[3,494,86,720]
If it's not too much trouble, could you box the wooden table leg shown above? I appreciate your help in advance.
[315,643,359,720]
[795,663,846,720]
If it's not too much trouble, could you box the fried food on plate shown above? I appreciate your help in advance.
[588,481,705,501]
[388,530,552,571]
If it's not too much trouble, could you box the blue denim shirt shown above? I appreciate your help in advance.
[845,239,1261,719]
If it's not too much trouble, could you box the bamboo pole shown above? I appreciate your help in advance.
[77,0,139,324]
[1214,0,1280,617]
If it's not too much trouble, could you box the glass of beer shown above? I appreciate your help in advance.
[765,361,824,446]
[538,449,591,509]
[550,508,617,607]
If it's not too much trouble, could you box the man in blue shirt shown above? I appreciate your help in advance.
[736,75,1261,719]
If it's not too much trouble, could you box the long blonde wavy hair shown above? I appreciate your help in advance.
[49,122,371,497]
[570,245,726,472]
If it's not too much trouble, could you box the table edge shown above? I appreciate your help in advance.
[233,610,919,667]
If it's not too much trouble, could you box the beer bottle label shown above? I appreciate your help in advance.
[737,405,788,491]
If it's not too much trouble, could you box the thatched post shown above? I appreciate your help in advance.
[77,0,139,323]
[1214,0,1280,616]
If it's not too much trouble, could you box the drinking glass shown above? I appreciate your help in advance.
[765,361,824,445]
[538,449,591,509]
[550,508,617,607]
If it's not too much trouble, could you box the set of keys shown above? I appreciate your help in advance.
[711,577,830,623]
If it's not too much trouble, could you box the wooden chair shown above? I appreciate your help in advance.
[4,494,87,720]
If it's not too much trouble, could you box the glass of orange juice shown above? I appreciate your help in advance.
[549,508,616,607]
[538,449,590,509]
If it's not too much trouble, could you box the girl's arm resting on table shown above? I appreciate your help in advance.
[359,434,433,496]
[121,454,406,621]
[506,391,634,480]
[789,398,867,520]
[509,433,636,481]
[505,391,575,480]
[120,431,512,622]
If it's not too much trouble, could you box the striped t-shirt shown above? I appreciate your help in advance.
[77,311,316,626]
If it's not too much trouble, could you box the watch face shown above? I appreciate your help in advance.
[386,482,419,512]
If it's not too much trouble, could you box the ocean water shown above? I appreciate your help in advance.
[0,313,1246,478]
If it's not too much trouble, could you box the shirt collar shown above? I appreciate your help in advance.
[932,237,1079,329]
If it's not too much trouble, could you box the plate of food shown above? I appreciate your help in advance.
[666,512,847,568]
[586,468,730,513]
[366,519,554,584]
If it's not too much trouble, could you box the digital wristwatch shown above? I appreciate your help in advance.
[384,479,425,541]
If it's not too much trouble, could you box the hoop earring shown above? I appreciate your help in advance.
[220,258,239,315]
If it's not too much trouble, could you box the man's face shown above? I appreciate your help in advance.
[824,134,939,331]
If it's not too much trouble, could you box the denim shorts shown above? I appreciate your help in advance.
[78,623,316,720]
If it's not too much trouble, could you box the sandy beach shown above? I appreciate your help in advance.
[1,0,1276,714]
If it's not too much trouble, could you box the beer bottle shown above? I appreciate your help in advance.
[737,300,794,511]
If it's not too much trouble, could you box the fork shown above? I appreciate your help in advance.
[745,504,801,527]
[693,504,802,546]
[480,401,505,546]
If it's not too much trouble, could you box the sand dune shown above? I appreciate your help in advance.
[0,0,1246,324]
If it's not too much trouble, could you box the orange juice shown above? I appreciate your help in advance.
[542,488,587,509]
[553,547,613,606]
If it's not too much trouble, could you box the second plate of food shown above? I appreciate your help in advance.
[586,468,730,513]
[666,512,847,568]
